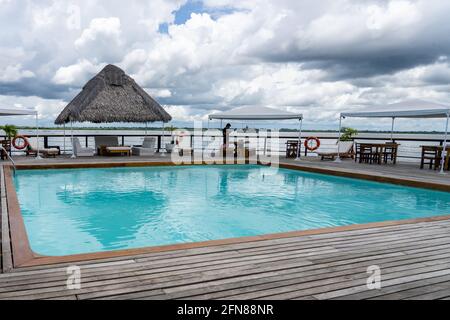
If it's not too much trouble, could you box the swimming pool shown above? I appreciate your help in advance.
[13,165,450,256]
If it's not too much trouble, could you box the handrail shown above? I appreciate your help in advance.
[1,146,16,175]
[1,133,448,161]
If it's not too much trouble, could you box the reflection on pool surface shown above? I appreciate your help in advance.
[14,165,450,256]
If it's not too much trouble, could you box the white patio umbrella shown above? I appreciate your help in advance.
[339,99,450,173]
[209,106,304,159]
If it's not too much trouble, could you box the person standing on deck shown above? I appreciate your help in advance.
[222,123,232,145]
[222,123,233,157]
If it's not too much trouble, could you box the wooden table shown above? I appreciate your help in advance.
[420,145,450,170]
[355,143,399,164]
[98,145,132,157]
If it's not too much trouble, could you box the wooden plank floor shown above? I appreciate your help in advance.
[1,219,450,300]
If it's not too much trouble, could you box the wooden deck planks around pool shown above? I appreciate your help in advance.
[1,219,450,299]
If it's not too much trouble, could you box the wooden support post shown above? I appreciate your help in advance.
[157,135,162,152]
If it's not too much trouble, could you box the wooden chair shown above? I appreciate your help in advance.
[382,143,399,164]
[420,146,441,170]
[285,140,300,158]
[357,144,374,163]
[0,139,11,160]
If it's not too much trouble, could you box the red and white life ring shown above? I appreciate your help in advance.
[304,137,321,151]
[12,135,29,150]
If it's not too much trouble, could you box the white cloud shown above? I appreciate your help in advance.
[2,0,450,130]
[52,60,103,86]
[75,17,122,48]
[164,105,206,122]
[145,88,172,98]
[0,64,35,83]
[366,1,421,31]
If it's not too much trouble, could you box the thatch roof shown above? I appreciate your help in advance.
[54,64,172,124]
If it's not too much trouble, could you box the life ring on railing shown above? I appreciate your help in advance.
[12,135,29,150]
[304,137,321,151]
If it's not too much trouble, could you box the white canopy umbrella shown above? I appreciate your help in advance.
[209,106,304,159]
[0,108,40,159]
[339,99,450,172]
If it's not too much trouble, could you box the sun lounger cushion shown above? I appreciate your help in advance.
[142,137,156,149]
[132,137,156,156]
[27,139,59,154]
[106,146,132,151]
[317,141,354,155]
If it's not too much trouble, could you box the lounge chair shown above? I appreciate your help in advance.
[132,137,156,156]
[72,137,94,157]
[94,136,132,156]
[316,141,354,160]
[25,138,60,158]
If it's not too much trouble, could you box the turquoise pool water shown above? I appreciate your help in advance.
[14,165,450,256]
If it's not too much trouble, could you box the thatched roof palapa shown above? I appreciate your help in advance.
[54,64,172,124]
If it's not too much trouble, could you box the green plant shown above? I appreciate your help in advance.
[340,127,358,141]
[0,124,18,140]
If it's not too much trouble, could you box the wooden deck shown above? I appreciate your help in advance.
[1,220,450,300]
[1,157,450,300]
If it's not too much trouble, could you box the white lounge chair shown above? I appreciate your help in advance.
[132,137,156,156]
[72,137,94,157]
[316,141,354,160]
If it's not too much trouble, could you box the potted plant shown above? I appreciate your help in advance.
[1,124,18,141]
[340,127,358,141]
[0,124,18,157]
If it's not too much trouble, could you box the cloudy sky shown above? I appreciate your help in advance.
[1,0,450,130]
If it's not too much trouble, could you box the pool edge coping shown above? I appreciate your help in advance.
[4,161,450,268]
